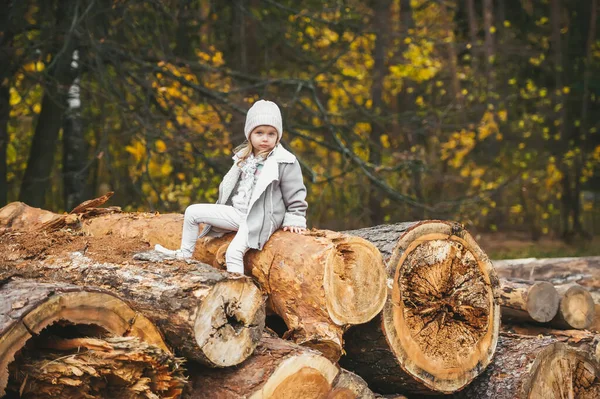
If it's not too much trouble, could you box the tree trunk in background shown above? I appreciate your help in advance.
[63,49,88,212]
[483,0,495,92]
[0,3,13,208]
[496,0,506,41]
[550,0,572,239]
[397,0,425,219]
[466,0,479,72]
[574,0,597,238]
[367,0,390,226]
[19,1,79,208]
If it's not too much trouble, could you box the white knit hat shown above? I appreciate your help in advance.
[244,100,283,140]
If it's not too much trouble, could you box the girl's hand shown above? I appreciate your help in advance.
[283,226,307,234]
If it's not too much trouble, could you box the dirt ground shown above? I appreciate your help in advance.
[476,231,600,260]
[0,228,152,266]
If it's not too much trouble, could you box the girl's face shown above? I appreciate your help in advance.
[249,125,278,154]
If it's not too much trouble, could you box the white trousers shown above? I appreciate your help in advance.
[181,204,248,274]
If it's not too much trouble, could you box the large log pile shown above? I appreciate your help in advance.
[0,201,388,362]
[1,200,599,398]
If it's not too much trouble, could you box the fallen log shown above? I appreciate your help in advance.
[0,202,387,362]
[445,333,600,398]
[0,230,266,368]
[493,256,600,291]
[499,279,560,323]
[341,221,500,394]
[7,335,186,399]
[198,229,386,360]
[183,334,340,399]
[0,278,168,396]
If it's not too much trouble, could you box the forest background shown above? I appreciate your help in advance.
[1,0,599,258]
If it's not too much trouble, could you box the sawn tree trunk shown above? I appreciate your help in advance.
[341,221,500,394]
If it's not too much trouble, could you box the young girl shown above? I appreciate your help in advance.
[155,100,308,274]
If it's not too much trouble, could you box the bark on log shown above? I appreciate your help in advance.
[0,278,168,396]
[0,202,387,362]
[493,256,600,291]
[6,336,186,399]
[500,324,600,365]
[445,333,600,398]
[550,283,596,330]
[499,279,560,323]
[183,334,340,399]
[341,221,500,394]
[0,230,266,368]
[330,369,376,399]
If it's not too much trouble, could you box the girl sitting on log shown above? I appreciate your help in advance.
[155,100,308,274]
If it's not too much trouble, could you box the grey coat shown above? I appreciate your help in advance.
[198,144,308,250]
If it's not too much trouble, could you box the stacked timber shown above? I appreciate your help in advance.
[341,221,501,394]
[2,200,599,398]
[0,230,266,368]
[0,201,388,361]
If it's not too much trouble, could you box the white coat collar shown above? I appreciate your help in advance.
[246,144,296,210]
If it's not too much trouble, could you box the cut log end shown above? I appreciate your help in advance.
[193,278,265,367]
[386,225,499,393]
[526,343,599,398]
[247,352,339,399]
[526,282,561,322]
[0,279,170,396]
[555,284,595,330]
[188,335,340,398]
[322,234,387,326]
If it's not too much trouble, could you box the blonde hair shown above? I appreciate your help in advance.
[233,139,278,166]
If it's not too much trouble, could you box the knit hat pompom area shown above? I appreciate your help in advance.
[244,100,283,140]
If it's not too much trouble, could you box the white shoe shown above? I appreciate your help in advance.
[154,244,190,260]
[226,264,245,275]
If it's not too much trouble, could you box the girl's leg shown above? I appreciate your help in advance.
[225,222,250,274]
[180,204,243,257]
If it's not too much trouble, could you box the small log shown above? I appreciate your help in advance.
[0,278,167,396]
[0,230,266,368]
[447,333,600,398]
[0,202,387,362]
[551,283,596,330]
[342,221,500,394]
[7,335,185,399]
[330,369,376,399]
[183,334,340,399]
[499,279,560,323]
